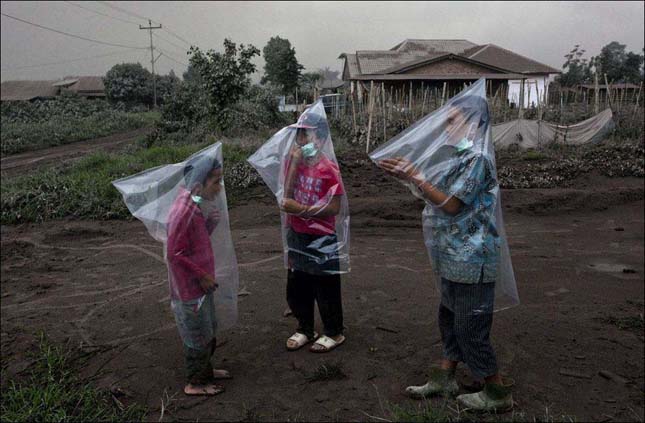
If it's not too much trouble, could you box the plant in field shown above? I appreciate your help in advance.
[558,45,593,87]
[104,62,153,106]
[188,39,261,130]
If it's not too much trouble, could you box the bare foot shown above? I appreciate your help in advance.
[184,383,225,396]
[212,369,232,379]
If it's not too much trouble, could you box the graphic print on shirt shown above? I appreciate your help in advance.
[294,174,323,206]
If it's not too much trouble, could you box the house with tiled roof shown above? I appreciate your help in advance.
[1,76,105,102]
[339,39,560,106]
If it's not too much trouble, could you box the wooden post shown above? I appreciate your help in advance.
[519,78,525,119]
[421,86,428,115]
[633,82,642,118]
[350,81,357,133]
[594,72,599,114]
[527,80,532,111]
[535,81,542,120]
[381,82,386,142]
[440,82,447,107]
[366,81,375,153]
[604,74,614,110]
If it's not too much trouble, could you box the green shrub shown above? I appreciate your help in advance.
[1,141,253,224]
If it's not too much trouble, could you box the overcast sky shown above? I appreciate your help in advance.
[1,1,643,82]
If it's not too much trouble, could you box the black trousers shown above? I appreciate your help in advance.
[286,269,343,339]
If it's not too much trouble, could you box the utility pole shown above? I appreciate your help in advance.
[139,19,162,108]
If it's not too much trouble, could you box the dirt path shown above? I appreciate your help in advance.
[0,127,152,177]
[1,166,643,421]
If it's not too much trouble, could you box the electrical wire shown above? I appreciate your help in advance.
[0,12,148,49]
[1,48,141,71]
[157,49,189,67]
[63,1,140,26]
[96,0,151,22]
[96,1,198,49]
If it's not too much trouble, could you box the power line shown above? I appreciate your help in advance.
[0,12,148,49]
[161,27,194,49]
[96,1,150,22]
[97,1,196,48]
[1,48,141,71]
[63,1,140,26]
[153,33,189,55]
[157,49,189,67]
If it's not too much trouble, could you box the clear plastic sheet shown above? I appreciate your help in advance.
[370,79,518,314]
[112,143,239,348]
[248,99,350,275]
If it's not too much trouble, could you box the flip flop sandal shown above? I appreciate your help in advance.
[183,383,225,396]
[286,331,319,351]
[310,335,345,353]
[212,369,232,380]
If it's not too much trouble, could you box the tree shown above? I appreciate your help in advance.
[261,36,304,94]
[319,66,340,82]
[622,51,644,83]
[188,38,260,129]
[182,62,203,85]
[558,45,592,87]
[154,70,181,104]
[103,63,152,105]
[594,42,644,83]
[597,42,627,82]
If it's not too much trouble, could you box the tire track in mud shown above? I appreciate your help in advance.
[5,236,281,346]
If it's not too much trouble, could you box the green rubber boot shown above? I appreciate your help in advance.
[405,367,460,399]
[456,381,513,412]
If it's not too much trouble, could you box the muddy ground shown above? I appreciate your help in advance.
[1,147,644,422]
[0,127,152,177]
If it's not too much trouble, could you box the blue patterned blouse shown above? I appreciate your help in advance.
[422,145,500,284]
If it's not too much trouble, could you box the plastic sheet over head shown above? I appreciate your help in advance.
[369,79,519,313]
[248,99,350,275]
[112,143,239,343]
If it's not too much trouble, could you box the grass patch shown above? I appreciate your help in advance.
[0,140,254,224]
[522,150,549,161]
[305,361,347,382]
[603,314,644,333]
[1,111,159,155]
[388,401,458,422]
[383,400,576,423]
[0,333,145,422]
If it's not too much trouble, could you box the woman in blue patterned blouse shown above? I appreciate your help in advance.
[377,94,513,412]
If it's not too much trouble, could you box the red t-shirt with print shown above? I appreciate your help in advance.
[287,156,344,236]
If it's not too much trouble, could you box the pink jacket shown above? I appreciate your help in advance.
[166,188,215,301]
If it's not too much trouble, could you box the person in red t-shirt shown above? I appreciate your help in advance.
[166,154,232,396]
[279,111,346,353]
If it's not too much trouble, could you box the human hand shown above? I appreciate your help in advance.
[377,157,421,182]
[289,144,303,163]
[280,198,306,215]
[199,274,218,292]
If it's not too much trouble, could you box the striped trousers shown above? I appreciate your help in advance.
[438,277,498,379]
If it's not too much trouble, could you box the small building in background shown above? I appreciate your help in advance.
[0,80,59,101]
[1,76,105,102]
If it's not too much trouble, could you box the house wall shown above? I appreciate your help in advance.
[404,59,501,75]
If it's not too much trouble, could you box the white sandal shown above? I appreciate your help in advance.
[310,335,345,353]
[286,331,318,351]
